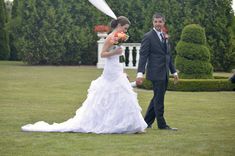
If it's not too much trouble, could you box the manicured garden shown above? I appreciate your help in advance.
[0,61,234,156]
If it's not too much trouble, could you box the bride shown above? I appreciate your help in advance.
[21,16,147,134]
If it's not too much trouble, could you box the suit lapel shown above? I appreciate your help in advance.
[151,30,166,51]
[165,39,169,54]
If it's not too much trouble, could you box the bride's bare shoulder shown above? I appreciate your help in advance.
[104,33,114,46]
[106,33,114,41]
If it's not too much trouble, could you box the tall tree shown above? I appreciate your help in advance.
[202,0,234,71]
[8,0,235,69]
[8,0,23,60]
[0,0,10,60]
[4,0,13,21]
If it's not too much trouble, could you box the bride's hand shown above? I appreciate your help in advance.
[113,47,123,55]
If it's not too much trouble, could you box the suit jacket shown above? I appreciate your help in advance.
[137,29,176,81]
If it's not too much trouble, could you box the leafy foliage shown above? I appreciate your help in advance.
[176,24,213,79]
[139,78,235,91]
[7,0,235,69]
[0,0,10,60]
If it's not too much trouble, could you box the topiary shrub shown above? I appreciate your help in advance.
[138,78,235,91]
[176,24,213,79]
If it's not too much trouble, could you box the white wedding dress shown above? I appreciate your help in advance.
[21,51,147,134]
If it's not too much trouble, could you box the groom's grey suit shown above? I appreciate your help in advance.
[137,29,176,128]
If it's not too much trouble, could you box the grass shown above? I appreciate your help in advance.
[0,61,234,156]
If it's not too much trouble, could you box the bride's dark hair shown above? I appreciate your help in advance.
[110,16,130,29]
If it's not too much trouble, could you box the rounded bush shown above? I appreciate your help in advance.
[176,41,210,61]
[176,24,213,79]
[181,24,206,45]
[175,56,213,78]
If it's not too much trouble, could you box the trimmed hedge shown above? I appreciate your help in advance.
[181,24,206,45]
[176,24,213,79]
[175,56,213,78]
[138,78,235,91]
[176,41,210,61]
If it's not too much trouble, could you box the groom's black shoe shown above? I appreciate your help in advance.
[159,125,178,131]
[147,125,152,128]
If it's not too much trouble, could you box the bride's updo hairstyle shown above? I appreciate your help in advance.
[110,16,131,29]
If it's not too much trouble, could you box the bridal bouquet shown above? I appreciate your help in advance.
[110,32,129,63]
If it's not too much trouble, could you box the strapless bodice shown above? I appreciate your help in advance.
[102,46,124,81]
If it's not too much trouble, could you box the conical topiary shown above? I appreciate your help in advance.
[175,24,213,79]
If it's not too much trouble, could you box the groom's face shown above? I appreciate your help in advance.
[153,17,165,31]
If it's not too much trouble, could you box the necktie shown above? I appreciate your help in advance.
[160,33,167,51]
[160,33,165,43]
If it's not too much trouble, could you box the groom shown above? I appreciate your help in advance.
[136,13,179,130]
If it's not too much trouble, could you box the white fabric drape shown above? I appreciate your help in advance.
[88,0,117,19]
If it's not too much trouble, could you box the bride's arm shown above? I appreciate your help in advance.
[101,36,122,58]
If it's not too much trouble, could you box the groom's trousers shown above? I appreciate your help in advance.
[144,77,168,128]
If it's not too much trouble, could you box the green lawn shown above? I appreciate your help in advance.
[0,61,234,156]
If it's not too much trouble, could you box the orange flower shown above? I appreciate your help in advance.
[94,25,110,33]
[111,32,129,45]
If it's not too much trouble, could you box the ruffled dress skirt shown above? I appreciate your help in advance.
[21,55,147,134]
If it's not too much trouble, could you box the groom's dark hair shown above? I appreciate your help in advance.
[152,13,165,22]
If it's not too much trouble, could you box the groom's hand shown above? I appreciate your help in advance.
[136,77,144,86]
[173,75,179,84]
